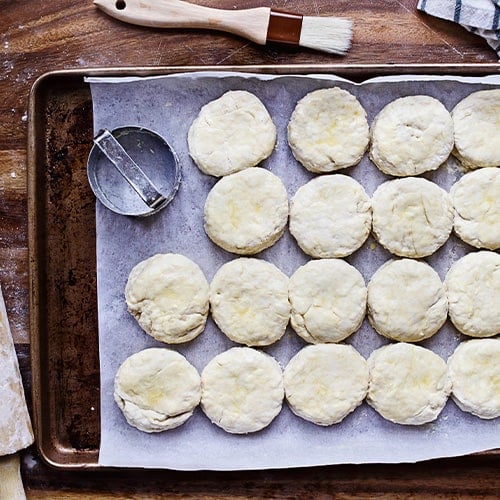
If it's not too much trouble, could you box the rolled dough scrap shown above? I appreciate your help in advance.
[204,167,289,255]
[445,251,500,338]
[114,348,201,432]
[284,344,369,425]
[209,258,290,346]
[0,286,33,456]
[367,259,447,342]
[289,174,371,258]
[201,347,284,434]
[125,253,209,344]
[188,90,277,176]
[369,95,454,176]
[450,167,500,250]
[367,343,451,425]
[287,87,369,173]
[371,177,453,258]
[288,259,366,343]
[447,338,500,419]
[452,89,500,169]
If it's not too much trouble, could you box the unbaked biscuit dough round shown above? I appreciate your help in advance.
[445,251,500,338]
[210,258,290,346]
[284,344,369,425]
[452,89,500,169]
[367,343,451,425]
[367,259,447,342]
[288,259,366,343]
[114,348,201,432]
[125,254,209,344]
[450,168,500,250]
[371,177,454,258]
[287,87,369,173]
[447,339,500,419]
[201,347,284,434]
[369,95,454,176]
[204,167,288,255]
[289,174,371,258]
[187,90,277,177]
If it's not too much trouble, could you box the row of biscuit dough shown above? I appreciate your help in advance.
[123,251,499,349]
[187,88,500,178]
[292,170,500,259]
[366,339,499,425]
[373,168,500,257]
[202,167,499,260]
[203,169,371,258]
[290,89,499,174]
[113,346,284,434]
[291,252,500,344]
[113,339,500,434]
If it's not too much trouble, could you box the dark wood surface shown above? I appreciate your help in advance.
[1,0,499,497]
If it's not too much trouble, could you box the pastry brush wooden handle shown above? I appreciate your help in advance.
[0,454,26,500]
[94,0,272,45]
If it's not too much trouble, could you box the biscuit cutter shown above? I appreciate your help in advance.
[87,126,181,216]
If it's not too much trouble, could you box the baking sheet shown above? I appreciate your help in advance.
[88,71,500,470]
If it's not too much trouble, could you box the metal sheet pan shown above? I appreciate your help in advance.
[28,64,500,469]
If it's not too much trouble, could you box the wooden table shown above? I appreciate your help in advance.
[1,0,499,497]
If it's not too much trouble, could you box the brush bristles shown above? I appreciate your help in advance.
[299,16,353,55]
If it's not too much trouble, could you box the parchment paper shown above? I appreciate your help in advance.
[87,71,500,470]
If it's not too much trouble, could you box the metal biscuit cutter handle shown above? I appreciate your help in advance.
[94,129,166,209]
[87,126,181,216]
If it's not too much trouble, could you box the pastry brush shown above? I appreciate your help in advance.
[94,0,353,55]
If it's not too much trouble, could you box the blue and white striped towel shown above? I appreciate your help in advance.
[417,0,500,58]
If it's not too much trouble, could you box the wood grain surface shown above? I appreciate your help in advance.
[1,0,499,497]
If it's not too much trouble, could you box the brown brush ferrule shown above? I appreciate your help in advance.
[266,9,303,46]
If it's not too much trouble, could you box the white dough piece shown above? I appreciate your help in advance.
[450,168,500,250]
[125,253,209,344]
[371,177,453,258]
[452,89,500,169]
[210,258,290,346]
[369,95,454,176]
[204,167,289,255]
[114,348,201,433]
[287,87,369,173]
[289,174,371,258]
[201,347,284,434]
[448,339,500,419]
[367,259,447,342]
[445,251,500,338]
[367,343,451,425]
[187,90,277,176]
[288,259,366,343]
[284,344,369,426]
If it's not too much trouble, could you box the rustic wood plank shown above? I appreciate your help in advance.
[2,0,499,495]
[21,492,500,500]
[19,452,500,497]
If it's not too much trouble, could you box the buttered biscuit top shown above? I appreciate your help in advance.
[188,90,276,177]
[369,95,454,176]
[204,167,289,255]
[125,253,210,344]
[452,89,500,169]
[287,87,369,173]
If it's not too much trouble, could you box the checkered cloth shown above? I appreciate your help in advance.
[417,0,500,58]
